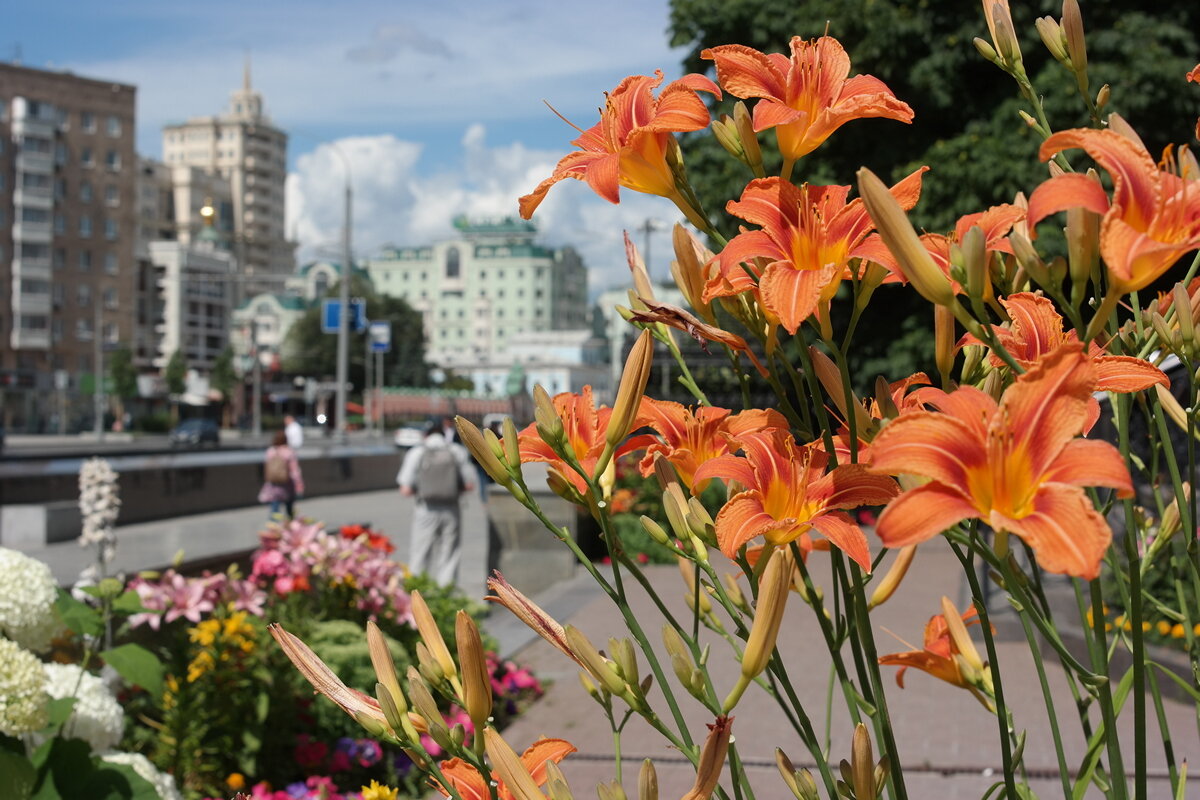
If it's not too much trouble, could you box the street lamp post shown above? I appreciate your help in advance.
[331,146,353,445]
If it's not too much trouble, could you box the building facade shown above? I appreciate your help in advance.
[161,63,293,299]
[145,238,233,373]
[365,216,588,371]
[0,63,137,430]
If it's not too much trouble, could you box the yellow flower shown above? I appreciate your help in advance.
[360,780,399,800]
[189,619,220,647]
[1171,623,1186,639]
[1157,620,1172,636]
[187,651,215,683]
[226,773,246,791]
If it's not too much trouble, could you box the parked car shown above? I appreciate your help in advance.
[169,418,220,448]
[394,424,425,449]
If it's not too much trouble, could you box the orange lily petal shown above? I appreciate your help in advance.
[1027,172,1111,228]
[868,412,986,490]
[990,483,1112,580]
[875,482,978,547]
[759,261,837,333]
[809,511,873,572]
[1040,439,1133,497]
[436,759,490,800]
[714,491,782,557]
[877,650,961,689]
[1094,355,1169,393]
[520,738,578,787]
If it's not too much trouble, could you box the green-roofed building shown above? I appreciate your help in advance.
[365,216,587,374]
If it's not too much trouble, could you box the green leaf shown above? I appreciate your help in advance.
[54,590,102,637]
[32,739,89,800]
[110,591,147,616]
[43,698,77,737]
[0,750,36,800]
[94,762,160,800]
[99,644,164,697]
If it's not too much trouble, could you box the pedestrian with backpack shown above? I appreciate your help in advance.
[396,421,476,586]
[258,430,305,519]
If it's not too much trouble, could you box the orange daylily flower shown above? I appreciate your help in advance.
[516,386,649,494]
[635,399,788,490]
[705,168,926,333]
[436,737,576,800]
[694,429,898,570]
[878,605,989,696]
[899,204,1025,292]
[961,292,1168,410]
[702,36,914,161]
[1188,64,1200,83]
[868,343,1133,579]
[1027,126,1200,292]
[518,71,719,218]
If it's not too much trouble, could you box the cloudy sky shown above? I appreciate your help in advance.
[9,0,703,294]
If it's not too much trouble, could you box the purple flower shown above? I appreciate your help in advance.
[160,570,215,625]
[228,578,268,616]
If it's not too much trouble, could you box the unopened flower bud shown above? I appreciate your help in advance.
[1174,283,1195,346]
[678,557,712,615]
[485,728,546,800]
[1095,84,1110,111]
[988,1,1023,68]
[671,224,717,323]
[411,591,458,684]
[533,384,566,448]
[354,708,393,740]
[1066,177,1101,298]
[640,516,672,546]
[858,168,955,307]
[367,620,406,716]
[579,670,603,700]
[973,37,1000,65]
[566,625,628,698]
[405,666,447,741]
[961,225,988,303]
[942,596,985,674]
[544,761,576,800]
[809,346,872,435]
[851,724,876,800]
[724,548,791,711]
[638,758,659,800]
[681,715,733,800]
[598,780,628,800]
[873,376,899,420]
[1035,16,1068,63]
[608,637,640,686]
[1061,0,1088,91]
[457,417,510,487]
[416,641,445,687]
[935,306,957,381]
[868,545,917,609]
[664,484,693,541]
[605,330,654,453]
[734,101,764,175]
[456,611,493,731]
[723,573,748,612]
[711,114,744,160]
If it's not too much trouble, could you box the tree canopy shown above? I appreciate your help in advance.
[282,277,431,393]
[667,0,1200,379]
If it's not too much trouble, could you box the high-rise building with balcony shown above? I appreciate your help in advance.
[0,63,136,430]
[161,62,294,299]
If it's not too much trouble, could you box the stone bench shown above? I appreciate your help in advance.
[1,501,82,548]
[485,463,586,596]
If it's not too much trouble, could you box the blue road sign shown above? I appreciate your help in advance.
[321,299,368,334]
[369,321,392,353]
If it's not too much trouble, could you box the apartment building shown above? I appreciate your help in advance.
[0,63,136,430]
[365,216,588,372]
[162,63,294,299]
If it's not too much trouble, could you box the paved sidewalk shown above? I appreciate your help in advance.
[25,488,495,601]
[494,537,1200,800]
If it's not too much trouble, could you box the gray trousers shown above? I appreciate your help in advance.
[409,501,461,586]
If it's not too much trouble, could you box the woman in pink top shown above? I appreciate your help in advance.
[258,430,305,518]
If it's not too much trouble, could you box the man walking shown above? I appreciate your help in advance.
[397,421,476,586]
[284,414,304,450]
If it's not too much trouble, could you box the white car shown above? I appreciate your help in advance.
[394,424,425,448]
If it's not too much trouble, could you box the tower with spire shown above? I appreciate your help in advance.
[161,57,295,300]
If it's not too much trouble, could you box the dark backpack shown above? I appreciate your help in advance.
[265,453,290,486]
[417,447,463,503]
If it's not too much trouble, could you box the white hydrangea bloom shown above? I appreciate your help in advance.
[79,458,121,566]
[0,637,49,735]
[0,547,61,653]
[43,662,123,752]
[101,752,183,800]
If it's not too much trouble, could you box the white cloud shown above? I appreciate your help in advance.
[286,127,693,298]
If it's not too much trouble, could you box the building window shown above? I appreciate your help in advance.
[105,185,118,206]
[53,248,65,270]
[104,253,117,274]
[105,150,120,170]
[77,284,92,307]
[53,177,65,200]
[52,284,64,307]
[54,142,66,165]
[79,215,92,237]
[21,207,49,223]
[81,147,93,168]
[76,319,93,341]
[51,319,62,342]
[104,219,118,240]
[80,181,92,203]
[104,288,118,310]
[81,111,96,133]
[106,115,121,136]
[79,251,92,272]
[53,213,65,234]
[445,247,461,279]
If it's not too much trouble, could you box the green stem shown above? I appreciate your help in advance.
[1146,667,1179,793]
[793,544,865,724]
[951,539,1019,800]
[1089,579,1129,800]
[1115,393,1147,800]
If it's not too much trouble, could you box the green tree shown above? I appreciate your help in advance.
[164,350,187,423]
[668,0,1200,381]
[283,279,430,392]
[210,346,237,427]
[107,347,138,426]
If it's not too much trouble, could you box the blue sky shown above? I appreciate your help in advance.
[10,1,703,290]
